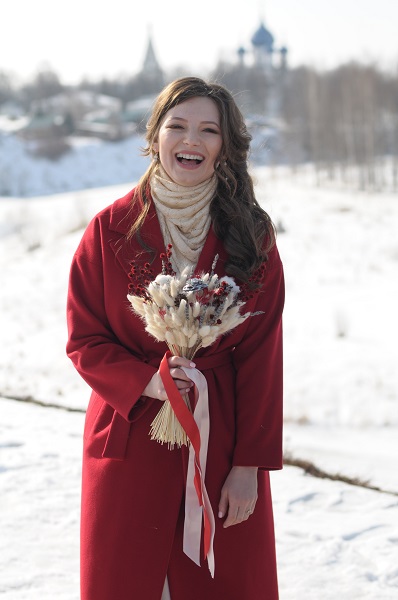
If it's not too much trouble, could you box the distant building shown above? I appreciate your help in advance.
[0,101,28,134]
[19,91,127,141]
[123,95,158,132]
[251,21,275,72]
[242,19,288,120]
[250,21,288,73]
[0,100,25,120]
[143,34,163,80]
[134,30,165,97]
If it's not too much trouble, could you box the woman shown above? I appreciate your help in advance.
[67,76,284,600]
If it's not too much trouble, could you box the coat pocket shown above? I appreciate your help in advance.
[83,392,114,441]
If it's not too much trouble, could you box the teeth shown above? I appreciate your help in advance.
[177,153,203,161]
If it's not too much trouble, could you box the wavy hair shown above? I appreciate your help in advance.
[128,76,276,283]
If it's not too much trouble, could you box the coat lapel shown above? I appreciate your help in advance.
[107,188,227,279]
[108,191,165,277]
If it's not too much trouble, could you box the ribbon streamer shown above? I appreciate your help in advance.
[159,351,215,577]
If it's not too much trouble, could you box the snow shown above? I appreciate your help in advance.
[0,400,80,600]
[0,132,149,197]
[1,141,397,599]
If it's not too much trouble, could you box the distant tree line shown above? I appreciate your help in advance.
[1,60,397,191]
[0,67,166,109]
[280,62,398,191]
[212,60,398,191]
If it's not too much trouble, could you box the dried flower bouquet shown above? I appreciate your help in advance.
[127,245,264,447]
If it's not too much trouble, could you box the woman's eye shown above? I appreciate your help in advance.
[168,124,183,129]
[203,128,219,134]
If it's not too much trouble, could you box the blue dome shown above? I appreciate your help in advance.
[251,22,274,53]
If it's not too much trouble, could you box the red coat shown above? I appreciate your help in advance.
[66,188,284,600]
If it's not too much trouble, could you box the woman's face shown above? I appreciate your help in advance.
[153,96,223,187]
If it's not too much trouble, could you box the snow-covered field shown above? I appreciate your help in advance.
[1,138,397,599]
[0,132,149,197]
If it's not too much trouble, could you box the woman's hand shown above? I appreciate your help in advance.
[142,355,195,401]
[218,466,258,528]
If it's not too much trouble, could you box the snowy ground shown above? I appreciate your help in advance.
[1,144,397,598]
[0,132,149,197]
[2,398,397,600]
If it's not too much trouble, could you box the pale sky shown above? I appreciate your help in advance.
[2,0,397,84]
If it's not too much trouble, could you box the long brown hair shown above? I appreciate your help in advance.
[128,76,276,282]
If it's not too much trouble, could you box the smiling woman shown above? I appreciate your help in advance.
[66,76,284,600]
[152,97,223,187]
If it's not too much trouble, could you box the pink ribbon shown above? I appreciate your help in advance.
[159,352,215,577]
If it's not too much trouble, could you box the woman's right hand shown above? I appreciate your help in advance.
[142,355,195,401]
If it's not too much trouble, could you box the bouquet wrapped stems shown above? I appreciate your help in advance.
[149,390,190,448]
[149,345,199,448]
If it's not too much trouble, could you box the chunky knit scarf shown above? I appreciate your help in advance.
[150,165,217,274]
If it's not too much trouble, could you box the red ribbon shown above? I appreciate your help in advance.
[159,351,213,568]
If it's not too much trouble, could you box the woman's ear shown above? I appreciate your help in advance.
[153,142,159,153]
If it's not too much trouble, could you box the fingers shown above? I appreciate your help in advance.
[219,489,256,529]
[169,367,193,384]
[142,371,191,401]
[168,356,196,394]
[169,367,193,394]
[144,356,197,401]
[218,488,228,520]
[222,503,255,528]
[218,466,258,528]
[168,355,196,369]
[222,505,238,529]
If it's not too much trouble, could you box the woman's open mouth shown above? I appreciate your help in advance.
[176,153,204,166]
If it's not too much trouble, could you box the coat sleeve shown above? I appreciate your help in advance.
[66,216,157,421]
[231,245,285,470]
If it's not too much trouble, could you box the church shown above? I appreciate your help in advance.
[137,17,288,121]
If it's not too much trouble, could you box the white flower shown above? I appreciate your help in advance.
[177,299,187,320]
[154,274,173,286]
[192,302,201,318]
[187,333,198,348]
[165,330,177,346]
[198,325,211,337]
[219,276,240,294]
[127,295,146,316]
[170,279,179,298]
[170,309,183,328]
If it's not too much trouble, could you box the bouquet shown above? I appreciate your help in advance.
[127,245,264,448]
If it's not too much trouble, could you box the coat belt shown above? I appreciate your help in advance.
[102,349,233,460]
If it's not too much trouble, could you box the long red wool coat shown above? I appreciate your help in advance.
[66,188,284,600]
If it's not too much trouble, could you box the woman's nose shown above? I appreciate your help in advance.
[183,128,200,146]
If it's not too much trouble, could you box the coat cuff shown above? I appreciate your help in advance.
[232,441,283,471]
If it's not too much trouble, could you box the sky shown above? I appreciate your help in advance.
[1,0,398,85]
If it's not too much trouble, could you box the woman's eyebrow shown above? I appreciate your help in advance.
[168,116,220,127]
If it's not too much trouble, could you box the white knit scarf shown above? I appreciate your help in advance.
[150,165,217,274]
